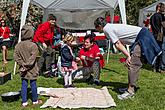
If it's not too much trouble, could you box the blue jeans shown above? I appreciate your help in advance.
[21,78,38,103]
[160,37,165,70]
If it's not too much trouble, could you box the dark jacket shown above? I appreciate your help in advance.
[14,25,39,80]
[61,44,74,67]
[131,28,162,65]
[150,13,164,38]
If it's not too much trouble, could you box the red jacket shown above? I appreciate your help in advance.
[0,26,10,39]
[33,21,54,45]
[79,44,104,68]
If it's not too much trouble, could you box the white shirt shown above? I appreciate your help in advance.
[103,23,142,45]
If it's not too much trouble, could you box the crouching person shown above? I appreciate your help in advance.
[14,25,42,107]
[73,33,104,86]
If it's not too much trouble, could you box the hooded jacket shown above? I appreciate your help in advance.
[14,25,39,80]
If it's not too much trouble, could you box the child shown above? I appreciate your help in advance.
[14,25,42,107]
[61,33,77,88]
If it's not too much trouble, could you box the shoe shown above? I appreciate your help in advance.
[22,102,28,107]
[33,99,43,105]
[118,88,128,93]
[94,80,100,86]
[117,91,134,100]
[68,84,75,88]
[64,85,69,88]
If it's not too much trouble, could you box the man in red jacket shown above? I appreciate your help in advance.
[33,14,56,75]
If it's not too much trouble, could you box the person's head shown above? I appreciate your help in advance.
[1,20,6,27]
[47,14,56,26]
[21,25,34,41]
[156,3,164,13]
[83,33,96,49]
[63,33,74,46]
[94,17,107,32]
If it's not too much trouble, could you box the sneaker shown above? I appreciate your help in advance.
[94,80,100,86]
[118,88,128,93]
[22,102,28,107]
[117,91,134,100]
[33,99,43,105]
[68,84,75,88]
[64,85,69,88]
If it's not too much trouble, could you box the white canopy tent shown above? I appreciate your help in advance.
[139,0,165,27]
[14,0,127,74]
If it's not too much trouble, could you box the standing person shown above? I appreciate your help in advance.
[33,14,56,75]
[94,17,162,100]
[0,19,14,64]
[61,33,77,88]
[14,25,42,107]
[73,33,104,86]
[150,2,165,73]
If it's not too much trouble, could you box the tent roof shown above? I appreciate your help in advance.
[31,0,122,30]
[142,0,165,12]
[31,0,118,11]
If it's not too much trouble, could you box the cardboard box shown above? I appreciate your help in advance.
[0,72,11,85]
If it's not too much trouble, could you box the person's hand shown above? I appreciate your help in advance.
[95,57,100,60]
[126,56,131,67]
[42,43,47,49]
[81,55,86,60]
[76,57,81,61]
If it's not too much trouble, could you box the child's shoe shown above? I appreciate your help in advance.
[33,99,43,105]
[22,102,28,107]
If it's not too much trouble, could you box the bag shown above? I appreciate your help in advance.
[157,32,163,42]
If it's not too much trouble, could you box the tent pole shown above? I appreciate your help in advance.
[106,10,114,63]
[13,0,30,75]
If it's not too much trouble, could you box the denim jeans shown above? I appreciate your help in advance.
[21,79,38,103]
[160,37,165,70]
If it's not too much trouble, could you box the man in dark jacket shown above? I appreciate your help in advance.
[150,2,165,72]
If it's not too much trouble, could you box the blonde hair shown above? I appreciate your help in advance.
[63,33,74,43]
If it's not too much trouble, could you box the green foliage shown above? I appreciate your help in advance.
[115,0,157,25]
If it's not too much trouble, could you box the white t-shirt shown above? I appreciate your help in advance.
[103,23,142,45]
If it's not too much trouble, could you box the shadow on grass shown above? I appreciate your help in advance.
[102,68,120,74]
[56,77,128,94]
[99,81,128,93]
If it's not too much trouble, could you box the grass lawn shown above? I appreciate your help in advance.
[0,49,165,110]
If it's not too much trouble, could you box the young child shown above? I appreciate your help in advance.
[14,25,42,107]
[61,33,77,88]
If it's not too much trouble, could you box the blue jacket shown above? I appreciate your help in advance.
[131,28,162,65]
[61,44,74,67]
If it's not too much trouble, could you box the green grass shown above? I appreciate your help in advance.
[0,49,165,110]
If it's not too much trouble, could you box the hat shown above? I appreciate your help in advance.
[21,25,34,40]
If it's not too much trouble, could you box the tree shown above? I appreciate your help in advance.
[115,0,157,25]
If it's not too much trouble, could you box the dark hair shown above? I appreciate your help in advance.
[84,32,96,43]
[47,14,57,21]
[156,3,164,11]
[94,17,107,28]
[0,20,6,27]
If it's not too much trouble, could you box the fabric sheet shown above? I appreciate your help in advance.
[37,86,116,109]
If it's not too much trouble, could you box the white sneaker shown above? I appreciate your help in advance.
[22,102,28,107]
[117,91,134,100]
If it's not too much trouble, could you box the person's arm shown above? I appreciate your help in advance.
[114,40,131,66]
[13,46,28,71]
[35,23,49,48]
